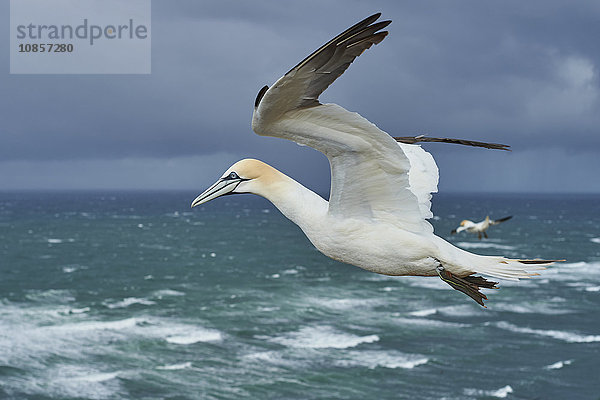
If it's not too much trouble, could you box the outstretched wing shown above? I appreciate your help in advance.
[251,14,500,233]
[253,13,390,115]
[491,215,513,225]
[252,14,439,233]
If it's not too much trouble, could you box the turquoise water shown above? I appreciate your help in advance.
[1,191,599,399]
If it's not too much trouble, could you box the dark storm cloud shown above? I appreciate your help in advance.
[1,0,599,191]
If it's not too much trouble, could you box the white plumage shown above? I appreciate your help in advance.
[192,14,558,306]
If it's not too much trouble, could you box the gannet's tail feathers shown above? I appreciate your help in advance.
[468,256,562,281]
[394,136,510,151]
[439,256,562,306]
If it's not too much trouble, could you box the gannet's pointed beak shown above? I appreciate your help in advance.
[191,178,242,208]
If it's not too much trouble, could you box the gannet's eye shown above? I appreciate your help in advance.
[229,172,239,180]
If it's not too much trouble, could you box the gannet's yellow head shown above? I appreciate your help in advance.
[460,220,469,226]
[191,159,278,207]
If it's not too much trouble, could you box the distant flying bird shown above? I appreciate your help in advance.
[191,14,558,306]
[451,216,513,240]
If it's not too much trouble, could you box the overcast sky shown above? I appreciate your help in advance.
[1,0,599,193]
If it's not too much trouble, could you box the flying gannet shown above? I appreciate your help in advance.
[451,216,513,240]
[191,14,558,306]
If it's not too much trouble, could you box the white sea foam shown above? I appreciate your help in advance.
[545,359,573,370]
[394,317,469,329]
[456,242,516,250]
[590,237,600,244]
[408,277,447,290]
[31,364,123,400]
[496,321,600,343]
[335,350,428,369]
[153,289,186,297]
[156,361,193,370]
[282,268,298,275]
[47,238,63,244]
[309,297,382,311]
[105,297,156,309]
[542,262,600,282]
[25,289,75,303]
[66,307,90,315]
[53,317,142,333]
[465,385,513,398]
[257,306,280,312]
[409,308,437,317]
[243,351,291,367]
[71,371,120,382]
[269,326,379,349]
[165,328,222,345]
[585,286,600,292]
[436,304,484,317]
[492,302,571,315]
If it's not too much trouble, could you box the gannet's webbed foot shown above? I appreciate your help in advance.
[436,266,498,307]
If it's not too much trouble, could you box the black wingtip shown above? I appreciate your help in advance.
[496,215,513,223]
[254,85,269,108]
[394,136,511,151]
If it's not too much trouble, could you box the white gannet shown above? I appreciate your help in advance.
[451,216,513,240]
[191,14,559,306]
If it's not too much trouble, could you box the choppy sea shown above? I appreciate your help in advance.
[0,191,599,399]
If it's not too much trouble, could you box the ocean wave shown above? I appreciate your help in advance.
[282,268,299,275]
[242,351,293,367]
[165,328,223,345]
[407,277,447,290]
[436,304,484,317]
[25,289,75,303]
[495,321,600,343]
[62,307,90,315]
[156,361,193,370]
[257,306,280,312]
[269,326,379,349]
[464,385,513,398]
[394,317,469,329]
[308,297,383,311]
[32,364,122,400]
[153,289,186,298]
[334,350,428,369]
[542,261,600,282]
[70,371,120,382]
[104,297,156,309]
[52,317,143,333]
[456,242,516,250]
[545,359,573,370]
[492,302,571,315]
[408,308,437,317]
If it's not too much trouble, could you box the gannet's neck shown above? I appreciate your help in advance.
[250,167,328,231]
